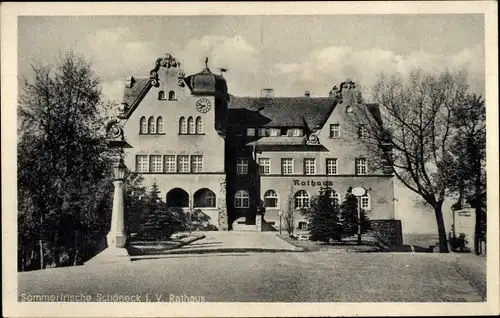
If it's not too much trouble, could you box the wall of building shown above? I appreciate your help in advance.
[122,66,225,175]
[260,174,394,231]
[121,66,226,228]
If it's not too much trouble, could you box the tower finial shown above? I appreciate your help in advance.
[205,57,209,68]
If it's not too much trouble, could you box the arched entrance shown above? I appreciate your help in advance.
[193,188,216,208]
[166,188,189,208]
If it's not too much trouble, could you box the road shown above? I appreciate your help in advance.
[18,243,485,302]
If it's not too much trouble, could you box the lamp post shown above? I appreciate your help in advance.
[107,157,127,248]
[351,187,366,245]
[105,118,129,249]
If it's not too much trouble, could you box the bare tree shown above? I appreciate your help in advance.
[347,68,470,253]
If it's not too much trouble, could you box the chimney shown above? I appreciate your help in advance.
[261,88,274,98]
[304,90,311,97]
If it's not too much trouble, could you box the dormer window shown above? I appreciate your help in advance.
[346,105,353,113]
[158,90,166,100]
[258,128,267,137]
[169,90,176,100]
[269,128,281,137]
[247,128,256,136]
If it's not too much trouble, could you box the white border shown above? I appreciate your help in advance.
[2,1,499,317]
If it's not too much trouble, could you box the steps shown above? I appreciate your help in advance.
[231,217,258,231]
[232,224,258,231]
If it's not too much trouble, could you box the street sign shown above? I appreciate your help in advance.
[352,187,366,197]
[278,210,283,216]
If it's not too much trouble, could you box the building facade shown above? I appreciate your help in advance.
[117,54,400,237]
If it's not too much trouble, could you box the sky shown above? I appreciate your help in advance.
[18,14,485,104]
[17,14,486,234]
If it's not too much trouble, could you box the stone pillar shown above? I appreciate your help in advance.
[107,179,126,248]
[218,178,228,231]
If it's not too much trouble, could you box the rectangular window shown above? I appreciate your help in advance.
[304,158,316,175]
[359,125,369,139]
[247,128,256,136]
[150,155,163,173]
[136,155,149,173]
[236,158,248,175]
[361,196,370,210]
[258,158,271,175]
[326,158,338,175]
[258,128,267,137]
[164,155,176,173]
[355,158,367,175]
[281,158,294,175]
[177,155,190,173]
[330,124,340,138]
[191,155,203,173]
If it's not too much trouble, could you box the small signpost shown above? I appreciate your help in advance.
[278,210,283,235]
[351,187,366,245]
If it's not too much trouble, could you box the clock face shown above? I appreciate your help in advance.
[196,98,211,113]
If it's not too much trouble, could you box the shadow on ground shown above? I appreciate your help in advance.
[130,248,306,262]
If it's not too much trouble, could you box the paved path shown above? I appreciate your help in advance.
[18,245,485,302]
[164,231,301,253]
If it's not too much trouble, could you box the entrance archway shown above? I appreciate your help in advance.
[166,188,189,208]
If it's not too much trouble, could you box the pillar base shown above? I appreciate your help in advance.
[107,232,127,248]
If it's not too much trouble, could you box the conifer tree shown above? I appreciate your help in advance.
[306,185,341,243]
[340,188,359,238]
[138,182,176,240]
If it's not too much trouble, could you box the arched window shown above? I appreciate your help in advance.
[148,116,156,134]
[264,190,279,208]
[169,90,176,100]
[194,188,216,208]
[195,116,203,134]
[327,190,341,206]
[179,117,187,134]
[140,116,147,134]
[188,117,195,134]
[294,190,310,209]
[234,190,250,208]
[158,90,166,100]
[156,117,164,133]
[361,193,371,210]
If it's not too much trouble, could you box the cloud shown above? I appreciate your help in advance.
[78,27,158,82]
[270,44,485,98]
[176,35,261,96]
[179,35,260,75]
[93,33,263,101]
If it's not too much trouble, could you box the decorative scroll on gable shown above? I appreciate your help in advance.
[105,117,132,149]
[149,53,186,88]
[106,118,124,141]
[306,132,320,145]
[328,78,361,105]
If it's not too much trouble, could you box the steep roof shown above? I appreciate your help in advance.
[227,96,338,129]
[122,77,151,107]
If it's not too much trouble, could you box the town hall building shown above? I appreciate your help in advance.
[117,53,401,242]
